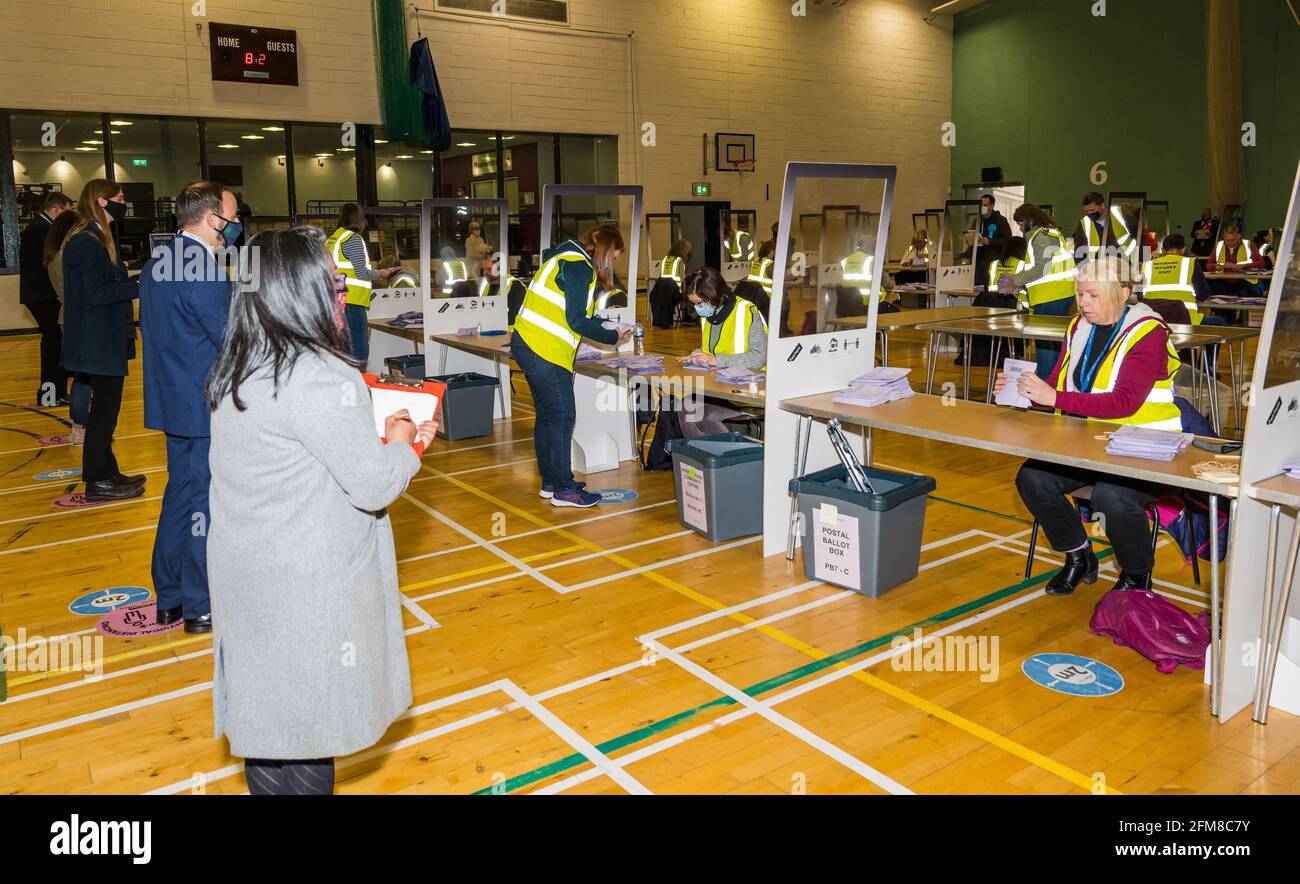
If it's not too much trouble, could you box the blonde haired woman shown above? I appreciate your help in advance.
[62,179,142,501]
[995,268,1183,596]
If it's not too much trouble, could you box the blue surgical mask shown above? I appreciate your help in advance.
[694,302,715,318]
[221,220,243,246]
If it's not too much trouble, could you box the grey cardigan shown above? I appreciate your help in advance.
[208,350,421,759]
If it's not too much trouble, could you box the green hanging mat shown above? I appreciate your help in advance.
[372,0,425,145]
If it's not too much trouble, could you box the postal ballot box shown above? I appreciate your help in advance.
[426,372,500,441]
[666,433,764,541]
[790,464,935,597]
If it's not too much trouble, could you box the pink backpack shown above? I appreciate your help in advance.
[1089,589,1210,674]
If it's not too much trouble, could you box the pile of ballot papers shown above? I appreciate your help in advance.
[715,366,763,385]
[1104,425,1194,461]
[385,311,423,328]
[1283,462,1300,480]
[575,344,605,362]
[833,367,915,407]
[604,354,664,374]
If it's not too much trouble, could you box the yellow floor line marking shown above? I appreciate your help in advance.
[399,544,584,592]
[422,464,1120,795]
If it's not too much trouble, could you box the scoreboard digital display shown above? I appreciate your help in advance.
[210,23,299,86]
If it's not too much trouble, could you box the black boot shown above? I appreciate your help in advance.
[1045,544,1099,596]
[1111,570,1150,591]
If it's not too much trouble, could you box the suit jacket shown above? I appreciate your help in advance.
[139,234,233,437]
[61,228,138,377]
[19,214,56,306]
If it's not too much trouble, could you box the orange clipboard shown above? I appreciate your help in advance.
[363,373,447,444]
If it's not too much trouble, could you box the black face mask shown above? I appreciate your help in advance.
[103,200,127,225]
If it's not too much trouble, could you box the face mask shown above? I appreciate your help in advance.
[221,220,243,246]
[103,199,127,225]
[694,302,715,318]
[980,206,990,218]
[1087,210,1103,222]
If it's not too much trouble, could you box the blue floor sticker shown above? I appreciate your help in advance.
[594,488,639,504]
[35,467,82,481]
[69,586,152,616]
[1021,653,1124,697]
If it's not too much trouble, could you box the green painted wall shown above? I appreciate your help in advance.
[952,0,1294,238]
[1242,0,1300,229]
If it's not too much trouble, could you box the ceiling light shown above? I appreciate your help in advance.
[109,120,133,126]
[501,136,515,141]
[261,126,285,132]
[241,135,264,140]
[420,149,434,154]
[395,154,413,159]
[456,142,476,147]
[374,139,388,144]
[217,143,240,149]
[74,147,96,152]
[336,147,354,152]
[315,153,331,158]
[82,140,102,145]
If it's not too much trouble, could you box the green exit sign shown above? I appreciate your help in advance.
[132,158,148,167]
[692,181,711,197]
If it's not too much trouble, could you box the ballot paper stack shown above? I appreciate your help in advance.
[605,354,664,374]
[1104,425,1194,461]
[715,366,764,385]
[1283,462,1300,480]
[574,343,604,362]
[833,367,915,407]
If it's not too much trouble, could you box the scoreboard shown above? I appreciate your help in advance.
[210,23,299,87]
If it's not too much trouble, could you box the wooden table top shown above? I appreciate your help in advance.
[779,390,1239,497]
[915,313,1259,348]
[1247,473,1300,510]
[575,349,766,408]
[1205,271,1272,281]
[368,319,423,343]
[428,331,515,359]
[830,305,1019,332]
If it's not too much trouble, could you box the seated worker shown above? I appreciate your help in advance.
[438,247,470,295]
[1139,234,1225,327]
[1253,228,1276,270]
[1012,204,1078,377]
[656,239,690,284]
[987,235,1028,306]
[841,238,898,313]
[723,221,755,264]
[895,228,931,284]
[595,274,628,310]
[1207,225,1266,295]
[476,253,527,329]
[677,266,767,371]
[995,268,1185,595]
[1072,191,1107,265]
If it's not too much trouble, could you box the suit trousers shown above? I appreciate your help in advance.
[152,434,212,618]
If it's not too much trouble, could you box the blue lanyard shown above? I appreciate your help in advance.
[1075,307,1128,393]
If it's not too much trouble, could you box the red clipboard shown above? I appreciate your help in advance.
[363,373,447,447]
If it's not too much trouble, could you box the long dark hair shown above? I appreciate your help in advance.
[42,210,80,266]
[682,265,732,309]
[206,226,358,412]
[580,224,624,291]
[1013,203,1057,233]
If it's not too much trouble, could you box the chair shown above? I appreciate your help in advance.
[1023,486,1201,587]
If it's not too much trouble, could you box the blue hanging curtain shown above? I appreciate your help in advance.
[409,36,452,152]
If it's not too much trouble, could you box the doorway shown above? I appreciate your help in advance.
[671,200,731,274]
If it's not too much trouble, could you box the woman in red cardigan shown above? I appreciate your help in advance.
[995,270,1184,596]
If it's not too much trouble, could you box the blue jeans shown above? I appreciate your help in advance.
[1031,296,1074,378]
[345,304,369,365]
[69,373,92,426]
[152,434,212,618]
[511,332,577,491]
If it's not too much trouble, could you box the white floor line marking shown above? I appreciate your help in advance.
[0,683,212,747]
[400,595,441,631]
[0,466,166,497]
[1,649,213,705]
[0,429,156,456]
[559,536,760,593]
[0,495,163,527]
[0,525,153,557]
[396,500,675,565]
[400,492,568,593]
[642,637,911,794]
[991,542,1208,609]
[408,458,535,484]
[499,679,652,795]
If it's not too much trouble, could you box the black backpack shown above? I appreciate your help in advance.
[649,277,681,329]
[641,396,684,470]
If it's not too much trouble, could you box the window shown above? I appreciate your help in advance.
[203,119,288,216]
[109,115,203,262]
[438,130,501,199]
[292,122,356,215]
[375,126,435,203]
[9,110,105,224]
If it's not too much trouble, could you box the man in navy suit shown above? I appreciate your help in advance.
[139,181,239,634]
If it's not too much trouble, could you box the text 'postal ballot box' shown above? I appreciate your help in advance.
[666,433,765,541]
[790,464,936,597]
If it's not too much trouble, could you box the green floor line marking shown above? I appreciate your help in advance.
[929,494,1033,526]
[474,545,1116,795]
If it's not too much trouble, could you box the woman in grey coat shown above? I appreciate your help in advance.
[205,226,436,795]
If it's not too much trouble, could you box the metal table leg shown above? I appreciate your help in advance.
[925,331,939,395]
[1228,342,1240,429]
[985,337,1002,404]
[962,334,972,401]
[1253,504,1283,720]
[1210,494,1223,718]
[1208,341,1221,434]
[786,414,813,561]
[1255,507,1300,724]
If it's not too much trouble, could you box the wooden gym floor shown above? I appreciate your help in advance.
[0,313,1297,796]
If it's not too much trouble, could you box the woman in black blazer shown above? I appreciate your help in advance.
[62,179,143,501]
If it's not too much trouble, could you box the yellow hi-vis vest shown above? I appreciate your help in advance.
[989,256,1027,306]
[727,230,755,262]
[748,257,774,297]
[1079,215,1102,263]
[657,255,683,283]
[1018,227,1077,307]
[1055,312,1182,431]
[326,227,373,309]
[701,296,766,368]
[841,250,883,302]
[1141,254,1201,324]
[595,288,626,310]
[514,248,597,370]
[1213,240,1249,265]
[439,258,469,294]
[1109,206,1137,260]
[478,275,519,300]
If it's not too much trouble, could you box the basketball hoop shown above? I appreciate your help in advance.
[728,159,755,176]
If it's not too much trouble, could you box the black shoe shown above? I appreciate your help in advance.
[1045,544,1100,596]
[953,354,966,366]
[1111,570,1150,591]
[184,613,212,634]
[156,605,183,626]
[115,472,146,486]
[54,397,71,407]
[84,479,145,502]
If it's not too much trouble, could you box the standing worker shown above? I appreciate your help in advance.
[511,224,633,508]
[20,191,75,406]
[1012,204,1077,378]
[724,218,755,264]
[326,203,397,365]
[1073,191,1106,265]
